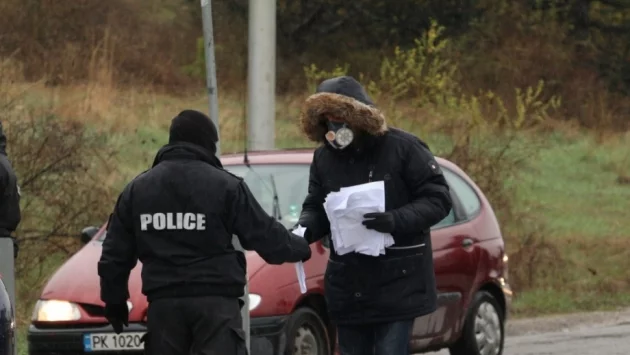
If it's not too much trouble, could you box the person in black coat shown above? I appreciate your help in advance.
[296,77,453,355]
[0,121,21,257]
[98,110,311,355]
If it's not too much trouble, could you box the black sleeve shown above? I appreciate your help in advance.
[391,139,453,235]
[0,159,22,232]
[297,152,330,243]
[0,166,6,198]
[228,180,310,265]
[98,184,138,305]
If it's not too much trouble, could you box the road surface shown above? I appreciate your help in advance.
[427,308,630,355]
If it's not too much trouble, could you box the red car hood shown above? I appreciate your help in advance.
[40,242,269,311]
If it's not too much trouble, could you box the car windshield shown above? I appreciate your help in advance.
[98,163,310,241]
[225,163,310,229]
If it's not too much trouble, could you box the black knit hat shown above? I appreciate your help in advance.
[168,110,219,153]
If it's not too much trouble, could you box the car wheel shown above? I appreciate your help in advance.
[285,307,331,355]
[449,290,504,355]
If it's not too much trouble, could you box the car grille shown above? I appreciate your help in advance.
[80,303,106,317]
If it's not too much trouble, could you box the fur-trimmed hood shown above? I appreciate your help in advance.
[300,76,388,143]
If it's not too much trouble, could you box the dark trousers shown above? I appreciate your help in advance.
[337,320,414,355]
[145,296,247,355]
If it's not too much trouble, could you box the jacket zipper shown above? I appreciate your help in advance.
[368,165,374,182]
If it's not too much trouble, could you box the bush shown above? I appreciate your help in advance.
[0,0,198,89]
[0,60,120,323]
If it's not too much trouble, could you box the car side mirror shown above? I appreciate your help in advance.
[80,226,99,244]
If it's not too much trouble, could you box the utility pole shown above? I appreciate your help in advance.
[200,0,250,351]
[247,0,277,150]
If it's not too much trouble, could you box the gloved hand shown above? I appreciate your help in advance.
[290,224,315,245]
[362,212,396,234]
[104,303,129,334]
[292,236,312,263]
[303,228,315,245]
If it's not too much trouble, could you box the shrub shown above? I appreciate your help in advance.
[0,60,120,323]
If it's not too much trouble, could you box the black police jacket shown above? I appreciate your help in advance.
[98,143,311,304]
[297,77,453,324]
[0,123,21,238]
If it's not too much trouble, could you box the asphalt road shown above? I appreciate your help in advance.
[426,308,630,355]
[428,322,630,354]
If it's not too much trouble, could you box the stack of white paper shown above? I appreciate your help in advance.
[323,181,395,257]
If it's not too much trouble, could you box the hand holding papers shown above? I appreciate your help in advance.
[291,225,308,294]
[323,181,395,256]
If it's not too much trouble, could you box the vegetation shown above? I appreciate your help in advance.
[1,2,630,350]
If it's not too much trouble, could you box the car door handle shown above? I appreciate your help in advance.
[461,238,473,248]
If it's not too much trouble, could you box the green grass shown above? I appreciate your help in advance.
[508,132,630,317]
[512,288,630,318]
[518,134,630,240]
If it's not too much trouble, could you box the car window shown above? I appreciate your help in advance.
[225,163,310,229]
[442,168,481,219]
[431,205,456,229]
[97,164,311,240]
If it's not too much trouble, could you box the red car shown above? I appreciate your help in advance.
[28,149,512,355]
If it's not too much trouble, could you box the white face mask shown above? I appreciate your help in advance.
[325,121,354,149]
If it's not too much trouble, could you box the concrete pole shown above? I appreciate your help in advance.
[0,238,17,355]
[200,0,250,351]
[201,0,221,156]
[247,0,276,150]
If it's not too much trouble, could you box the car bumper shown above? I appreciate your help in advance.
[28,316,288,355]
[501,278,514,320]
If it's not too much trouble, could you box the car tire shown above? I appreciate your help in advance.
[449,290,505,355]
[285,307,331,355]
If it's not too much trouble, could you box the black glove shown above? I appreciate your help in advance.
[290,224,315,248]
[104,303,129,334]
[362,212,396,234]
[301,247,312,263]
[303,228,315,245]
[291,236,312,263]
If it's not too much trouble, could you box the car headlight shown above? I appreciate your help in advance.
[248,294,262,311]
[32,300,81,322]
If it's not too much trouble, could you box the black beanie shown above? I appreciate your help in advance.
[168,110,219,153]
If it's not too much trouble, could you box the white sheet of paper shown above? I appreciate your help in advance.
[322,181,395,257]
[291,225,308,294]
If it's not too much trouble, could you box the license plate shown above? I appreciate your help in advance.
[83,332,145,352]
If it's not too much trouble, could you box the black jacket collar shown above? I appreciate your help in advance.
[324,130,386,158]
[152,142,223,169]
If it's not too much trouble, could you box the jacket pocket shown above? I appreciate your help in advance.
[324,260,353,312]
[376,253,426,296]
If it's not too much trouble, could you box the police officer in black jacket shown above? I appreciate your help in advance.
[297,77,453,355]
[0,121,21,258]
[98,110,311,355]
